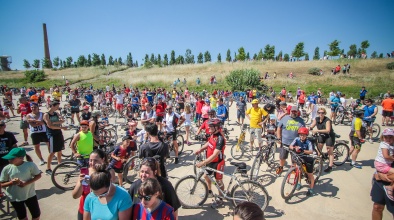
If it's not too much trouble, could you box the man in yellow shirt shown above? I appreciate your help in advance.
[246,99,268,150]
[210,95,218,111]
[252,88,257,99]
[52,88,62,101]
[349,109,365,169]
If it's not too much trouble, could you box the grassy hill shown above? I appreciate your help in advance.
[1,59,393,99]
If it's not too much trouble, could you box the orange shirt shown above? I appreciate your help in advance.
[30,94,39,103]
[382,98,394,112]
[141,98,148,110]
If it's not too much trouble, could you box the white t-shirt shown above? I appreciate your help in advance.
[164,112,180,132]
[375,142,394,165]
[141,110,156,121]
[340,97,347,107]
[106,86,110,92]
[181,112,192,124]
[114,94,124,104]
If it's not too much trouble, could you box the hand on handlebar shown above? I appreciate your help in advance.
[196,161,205,168]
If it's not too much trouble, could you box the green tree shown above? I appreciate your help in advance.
[118,57,123,65]
[277,51,283,61]
[327,40,341,58]
[176,55,184,64]
[24,69,47,82]
[108,56,114,65]
[42,58,52,68]
[256,49,263,60]
[234,52,237,62]
[217,53,221,63]
[225,69,261,91]
[292,42,306,60]
[77,55,86,67]
[379,53,383,58]
[185,49,195,64]
[52,57,60,68]
[86,55,92,67]
[163,54,168,66]
[283,53,290,62]
[170,50,176,65]
[100,54,106,66]
[305,53,309,61]
[323,50,327,57]
[126,53,133,67]
[313,47,320,60]
[157,54,162,67]
[92,53,100,66]
[246,52,250,60]
[360,40,370,55]
[135,61,139,67]
[23,59,31,69]
[263,44,275,60]
[204,51,211,62]
[66,57,73,68]
[226,49,231,62]
[370,51,378,59]
[150,53,156,65]
[237,47,246,61]
[197,52,203,64]
[144,54,152,68]
[253,53,257,60]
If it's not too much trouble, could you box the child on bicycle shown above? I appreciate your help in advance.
[100,113,109,125]
[108,135,133,187]
[289,127,315,196]
[265,114,277,136]
[374,128,394,201]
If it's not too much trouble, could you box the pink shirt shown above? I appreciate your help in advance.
[201,105,211,119]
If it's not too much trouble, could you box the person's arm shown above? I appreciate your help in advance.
[195,141,209,155]
[70,133,80,156]
[381,148,394,161]
[43,113,67,130]
[309,119,316,130]
[18,173,41,187]
[89,122,99,142]
[245,108,250,120]
[83,211,91,220]
[276,126,282,142]
[71,173,85,199]
[118,207,131,220]
[315,120,331,134]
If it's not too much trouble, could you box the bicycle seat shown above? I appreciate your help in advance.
[230,162,246,170]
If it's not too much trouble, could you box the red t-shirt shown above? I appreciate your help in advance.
[196,100,205,114]
[156,102,167,117]
[19,102,32,119]
[200,120,210,134]
[206,133,226,163]
[298,94,306,104]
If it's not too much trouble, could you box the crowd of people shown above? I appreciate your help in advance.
[0,81,393,219]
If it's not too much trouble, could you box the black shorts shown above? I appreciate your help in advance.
[11,195,41,219]
[371,179,394,214]
[298,156,315,173]
[317,134,335,146]
[156,116,164,122]
[47,132,65,153]
[349,135,362,150]
[129,141,137,151]
[71,109,80,114]
[360,96,365,101]
[206,160,225,180]
[166,131,177,140]
[132,107,139,113]
[113,167,124,174]
[31,132,49,145]
[383,111,393,117]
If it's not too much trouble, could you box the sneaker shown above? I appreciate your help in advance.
[369,139,374,144]
[211,198,224,209]
[306,189,315,196]
[174,158,179,164]
[350,163,362,169]
[324,166,333,173]
[296,183,302,191]
[45,169,53,175]
[383,186,394,201]
[382,124,386,126]
[276,166,283,175]
[187,141,191,146]
[39,160,46,166]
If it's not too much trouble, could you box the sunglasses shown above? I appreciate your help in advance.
[94,185,111,198]
[138,194,153,201]
[318,112,325,114]
[142,157,157,164]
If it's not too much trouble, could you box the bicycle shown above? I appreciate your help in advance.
[230,124,258,160]
[366,122,381,140]
[249,134,278,181]
[280,146,319,200]
[159,131,184,156]
[175,160,269,210]
[333,106,352,125]
[51,154,89,190]
[62,124,81,158]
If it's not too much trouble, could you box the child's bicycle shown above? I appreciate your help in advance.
[176,152,269,210]
[230,124,258,160]
[249,134,278,181]
[280,146,320,200]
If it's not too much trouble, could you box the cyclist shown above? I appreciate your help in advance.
[381,94,394,126]
[195,118,226,208]
[289,127,315,196]
[216,98,228,125]
[154,97,166,131]
[80,105,91,121]
[329,92,341,121]
[69,120,93,166]
[246,99,268,151]
[236,96,247,125]
[84,90,94,111]
[309,107,336,172]
[195,96,205,126]
[201,99,211,122]
[197,109,217,139]
[140,103,156,125]
[69,94,82,125]
[363,98,378,143]
[17,97,32,146]
[162,105,184,164]
[109,135,133,187]
[348,109,366,169]
[113,90,125,117]
[131,93,140,119]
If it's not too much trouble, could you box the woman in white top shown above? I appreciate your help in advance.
[181,104,193,146]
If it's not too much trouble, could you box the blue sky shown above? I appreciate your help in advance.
[1,0,393,70]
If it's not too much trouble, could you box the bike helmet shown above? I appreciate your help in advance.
[298,127,309,135]
[208,109,216,115]
[354,109,364,116]
[205,99,210,103]
[208,118,221,127]
[356,99,361,104]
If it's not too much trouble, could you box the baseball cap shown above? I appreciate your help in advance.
[2,148,26,160]
[122,135,132,141]
[269,114,277,120]
[290,106,298,111]
[251,99,259,104]
[80,120,89,126]
[383,128,394,136]
[83,106,89,110]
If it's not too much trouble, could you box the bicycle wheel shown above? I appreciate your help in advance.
[61,137,73,158]
[175,175,208,208]
[313,158,323,184]
[123,156,142,184]
[104,128,118,144]
[231,180,269,211]
[250,152,263,181]
[176,135,184,155]
[231,142,246,160]
[334,113,343,125]
[280,167,299,200]
[333,143,350,166]
[372,123,381,139]
[51,161,81,190]
[266,143,276,167]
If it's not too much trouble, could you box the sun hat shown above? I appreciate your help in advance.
[383,128,394,136]
[251,99,259,104]
[2,148,26,160]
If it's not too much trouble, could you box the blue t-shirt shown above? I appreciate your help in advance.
[360,89,367,97]
[307,95,317,104]
[216,104,227,121]
[278,116,306,145]
[330,96,341,108]
[132,97,139,108]
[147,93,154,102]
[84,185,132,220]
[363,105,377,121]
[290,137,313,152]
[85,94,94,103]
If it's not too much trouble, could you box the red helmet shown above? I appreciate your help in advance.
[298,127,309,135]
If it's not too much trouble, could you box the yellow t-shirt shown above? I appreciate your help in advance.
[172,90,176,99]
[52,91,61,100]
[252,90,257,96]
[210,97,217,109]
[353,118,362,137]
[246,107,268,128]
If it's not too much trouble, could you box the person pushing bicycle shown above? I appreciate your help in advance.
[195,118,226,208]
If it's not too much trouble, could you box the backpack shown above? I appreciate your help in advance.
[360,121,367,139]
